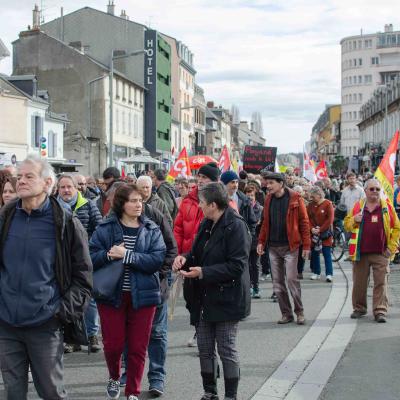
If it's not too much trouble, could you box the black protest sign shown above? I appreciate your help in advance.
[243,146,277,173]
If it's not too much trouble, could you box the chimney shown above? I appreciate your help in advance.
[384,24,393,33]
[250,122,254,131]
[32,4,40,30]
[120,9,128,19]
[207,101,214,108]
[107,1,115,15]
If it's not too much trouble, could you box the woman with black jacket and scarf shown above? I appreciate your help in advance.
[173,183,251,400]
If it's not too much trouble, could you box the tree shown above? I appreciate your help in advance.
[231,104,240,125]
[251,111,264,136]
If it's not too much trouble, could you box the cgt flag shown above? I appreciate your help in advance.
[315,160,328,180]
[303,146,317,183]
[218,145,231,173]
[374,130,399,201]
[167,147,191,182]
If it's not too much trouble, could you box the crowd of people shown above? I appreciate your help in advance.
[0,156,399,400]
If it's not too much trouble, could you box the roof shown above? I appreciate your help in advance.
[0,39,10,58]
[120,155,160,164]
[0,76,25,97]
[206,108,219,120]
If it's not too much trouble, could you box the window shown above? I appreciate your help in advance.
[122,83,126,101]
[353,111,357,120]
[122,111,125,134]
[353,94,357,102]
[371,57,379,65]
[359,93,362,102]
[358,76,362,84]
[359,58,362,66]
[134,115,138,138]
[128,112,132,136]
[116,109,119,133]
[31,115,43,148]
[128,86,132,103]
[364,75,372,84]
[115,79,120,99]
[48,131,57,158]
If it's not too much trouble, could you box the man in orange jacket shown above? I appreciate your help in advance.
[257,173,311,325]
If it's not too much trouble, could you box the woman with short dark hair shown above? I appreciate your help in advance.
[173,182,251,400]
[1,176,17,207]
[89,184,166,400]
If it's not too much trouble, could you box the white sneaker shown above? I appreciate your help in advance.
[310,274,320,280]
[127,396,139,400]
[326,275,333,282]
[187,332,197,347]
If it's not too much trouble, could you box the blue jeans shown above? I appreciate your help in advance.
[84,298,99,337]
[147,300,168,388]
[311,246,333,276]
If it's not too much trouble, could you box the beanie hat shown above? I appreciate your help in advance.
[198,162,220,182]
[220,170,239,185]
[265,172,285,183]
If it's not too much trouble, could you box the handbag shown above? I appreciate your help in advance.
[320,229,333,240]
[63,316,89,347]
[93,260,125,301]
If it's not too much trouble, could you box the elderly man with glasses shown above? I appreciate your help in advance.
[345,178,400,323]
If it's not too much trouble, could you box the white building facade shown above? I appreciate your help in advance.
[340,24,400,158]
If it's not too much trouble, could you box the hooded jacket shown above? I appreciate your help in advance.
[156,181,178,220]
[89,213,166,308]
[173,186,204,254]
[0,197,93,326]
[183,206,251,324]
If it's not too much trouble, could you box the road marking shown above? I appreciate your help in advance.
[252,263,356,400]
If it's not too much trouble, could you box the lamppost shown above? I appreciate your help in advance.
[109,49,147,167]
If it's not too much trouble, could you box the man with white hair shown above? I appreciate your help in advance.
[0,155,92,399]
[137,175,173,227]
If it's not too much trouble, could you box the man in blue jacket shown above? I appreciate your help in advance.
[0,155,92,400]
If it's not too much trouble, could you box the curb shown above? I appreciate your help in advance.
[251,262,356,400]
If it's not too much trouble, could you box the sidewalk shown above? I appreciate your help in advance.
[320,264,400,400]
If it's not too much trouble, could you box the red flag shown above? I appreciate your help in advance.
[375,130,399,201]
[166,147,192,182]
[218,145,231,173]
[121,166,126,179]
[315,160,328,180]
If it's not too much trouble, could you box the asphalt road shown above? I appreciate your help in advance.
[0,270,333,400]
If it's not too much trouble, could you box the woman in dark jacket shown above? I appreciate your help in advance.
[89,184,166,400]
[173,182,251,400]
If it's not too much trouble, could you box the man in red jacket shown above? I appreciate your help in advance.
[174,162,219,254]
[257,173,311,325]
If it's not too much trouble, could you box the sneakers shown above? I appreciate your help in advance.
[200,394,219,400]
[297,273,303,280]
[277,315,294,324]
[119,371,126,387]
[106,378,120,399]
[350,310,367,319]
[375,313,387,323]
[296,314,305,325]
[270,293,278,302]
[326,275,333,283]
[63,343,81,353]
[310,274,320,280]
[149,382,164,397]
[252,289,261,299]
[187,332,197,347]
[259,273,268,281]
[88,335,101,353]
[127,396,139,400]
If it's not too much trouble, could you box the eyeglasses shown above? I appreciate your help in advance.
[368,187,380,192]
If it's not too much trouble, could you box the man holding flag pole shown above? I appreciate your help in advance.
[344,131,400,323]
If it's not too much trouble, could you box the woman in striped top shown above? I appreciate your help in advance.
[89,184,166,400]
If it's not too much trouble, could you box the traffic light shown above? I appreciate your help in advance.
[40,137,47,157]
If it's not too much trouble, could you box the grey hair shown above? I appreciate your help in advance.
[136,175,153,187]
[292,185,304,195]
[57,174,78,188]
[309,185,325,198]
[364,178,381,190]
[20,154,56,195]
[198,182,229,210]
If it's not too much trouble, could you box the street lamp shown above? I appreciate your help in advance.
[109,49,147,167]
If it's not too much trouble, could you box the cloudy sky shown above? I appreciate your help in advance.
[1,0,399,153]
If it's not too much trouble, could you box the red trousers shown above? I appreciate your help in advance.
[97,292,156,396]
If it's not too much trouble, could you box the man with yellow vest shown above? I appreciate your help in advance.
[344,178,400,323]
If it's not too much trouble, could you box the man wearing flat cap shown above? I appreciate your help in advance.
[257,173,311,325]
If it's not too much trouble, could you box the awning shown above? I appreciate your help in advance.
[120,155,160,164]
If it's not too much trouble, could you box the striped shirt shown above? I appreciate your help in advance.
[121,225,139,292]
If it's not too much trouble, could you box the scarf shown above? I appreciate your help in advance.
[57,192,78,212]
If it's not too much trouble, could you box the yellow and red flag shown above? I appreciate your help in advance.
[374,130,399,201]
[167,147,192,182]
[315,160,328,180]
[218,145,231,173]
